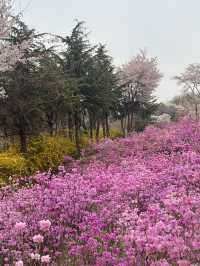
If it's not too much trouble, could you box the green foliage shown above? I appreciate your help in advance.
[0,20,159,170]
[0,19,48,153]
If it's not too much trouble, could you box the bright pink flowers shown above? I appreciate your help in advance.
[2,119,200,265]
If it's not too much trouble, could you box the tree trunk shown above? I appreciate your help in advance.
[105,113,110,137]
[47,120,54,136]
[130,112,134,131]
[127,113,131,133]
[19,130,27,153]
[121,117,126,137]
[102,119,106,138]
[195,103,198,121]
[47,113,54,136]
[74,110,81,157]
[68,111,73,141]
[82,113,87,130]
[89,114,93,141]
[96,120,100,143]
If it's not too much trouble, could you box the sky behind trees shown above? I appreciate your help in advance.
[15,0,200,101]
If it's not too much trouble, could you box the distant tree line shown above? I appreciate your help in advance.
[157,64,200,122]
[0,19,162,155]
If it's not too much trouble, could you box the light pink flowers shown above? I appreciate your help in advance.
[15,261,23,266]
[41,255,51,263]
[14,222,26,231]
[39,219,51,231]
[30,253,40,260]
[33,234,44,243]
[177,260,190,266]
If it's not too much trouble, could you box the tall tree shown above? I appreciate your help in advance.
[174,64,200,120]
[60,21,95,155]
[118,50,162,135]
[87,44,118,141]
[37,53,67,135]
[0,20,46,153]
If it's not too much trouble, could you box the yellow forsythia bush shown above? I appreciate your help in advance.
[0,130,121,182]
[98,128,124,140]
[0,152,28,182]
[0,135,78,181]
[26,134,77,173]
[110,128,124,139]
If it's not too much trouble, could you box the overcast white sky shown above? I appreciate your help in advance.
[14,0,200,102]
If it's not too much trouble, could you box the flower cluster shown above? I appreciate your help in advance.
[1,119,200,265]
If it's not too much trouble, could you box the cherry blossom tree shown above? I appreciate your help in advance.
[174,63,200,120]
[118,50,162,134]
[0,0,13,38]
[120,50,162,99]
[0,0,29,72]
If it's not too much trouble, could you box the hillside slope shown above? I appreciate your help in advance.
[1,119,200,265]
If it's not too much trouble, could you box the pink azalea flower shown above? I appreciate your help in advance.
[33,234,44,243]
[14,222,26,231]
[39,220,51,231]
[30,253,40,260]
[41,255,51,263]
[15,261,23,266]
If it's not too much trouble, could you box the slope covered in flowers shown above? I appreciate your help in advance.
[1,120,200,265]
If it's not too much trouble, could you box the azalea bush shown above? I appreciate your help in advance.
[1,119,200,265]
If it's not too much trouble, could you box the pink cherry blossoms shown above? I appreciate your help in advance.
[1,119,200,265]
[0,0,30,71]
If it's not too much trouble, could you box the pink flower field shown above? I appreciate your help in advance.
[1,119,200,265]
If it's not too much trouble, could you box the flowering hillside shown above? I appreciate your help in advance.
[1,119,200,265]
